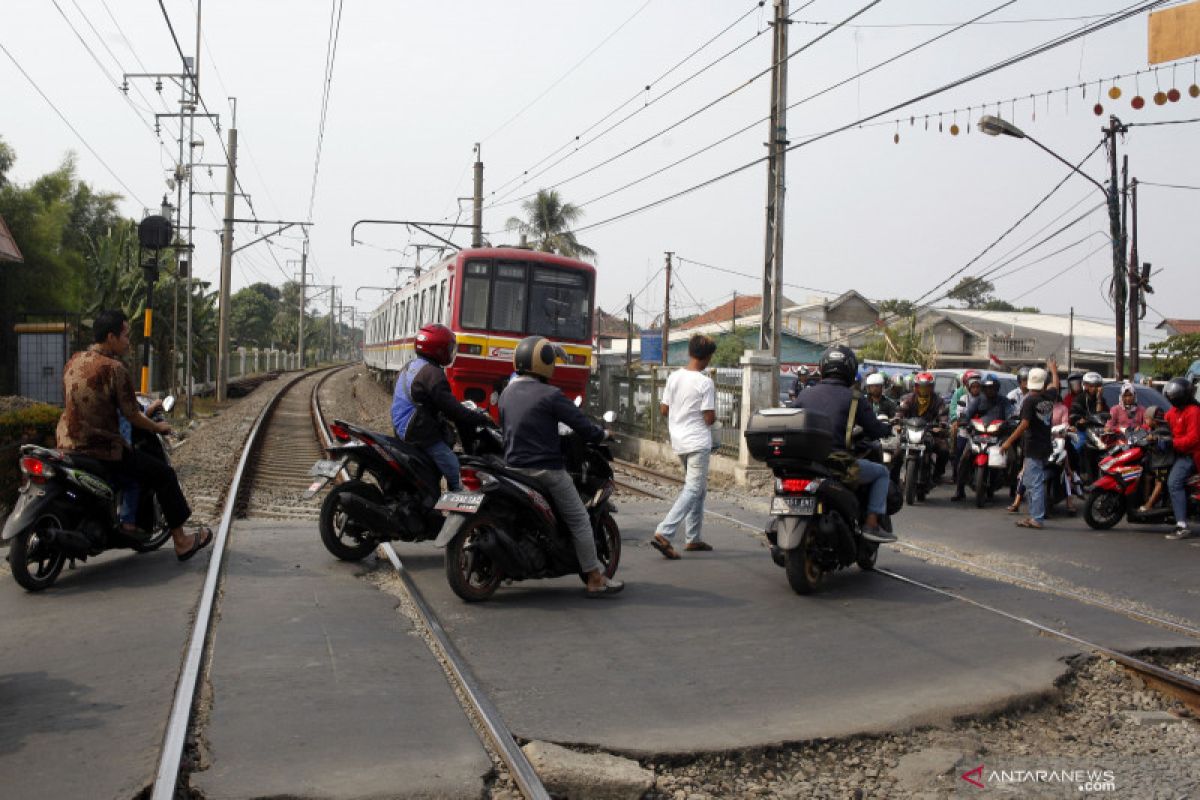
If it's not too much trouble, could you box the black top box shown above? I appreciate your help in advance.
[745,408,834,463]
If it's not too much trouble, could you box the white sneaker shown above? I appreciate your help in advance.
[1165,524,1194,541]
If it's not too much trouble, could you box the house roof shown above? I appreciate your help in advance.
[1157,319,1200,335]
[679,294,764,330]
[825,289,878,313]
[594,308,631,337]
[0,214,23,263]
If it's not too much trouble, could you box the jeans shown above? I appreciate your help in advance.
[510,467,602,574]
[857,458,889,516]
[656,450,710,544]
[425,440,463,491]
[1167,456,1195,526]
[119,475,140,526]
[1023,456,1046,523]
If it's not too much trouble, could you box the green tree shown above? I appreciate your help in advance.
[858,318,935,367]
[505,188,595,259]
[711,329,751,367]
[980,299,1040,313]
[230,282,281,347]
[946,277,995,309]
[878,298,916,317]
[1149,333,1200,377]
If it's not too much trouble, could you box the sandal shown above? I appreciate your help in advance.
[585,578,625,598]
[1015,518,1043,530]
[177,527,214,562]
[650,534,680,560]
[1006,503,1021,514]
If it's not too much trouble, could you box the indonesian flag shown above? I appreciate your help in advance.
[988,352,1005,369]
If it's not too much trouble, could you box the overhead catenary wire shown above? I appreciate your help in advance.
[1136,180,1200,190]
[1009,241,1110,301]
[0,39,147,207]
[308,0,345,223]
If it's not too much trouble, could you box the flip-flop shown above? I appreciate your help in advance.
[1015,519,1043,530]
[1006,505,1021,514]
[585,579,625,598]
[650,534,680,560]
[177,527,214,562]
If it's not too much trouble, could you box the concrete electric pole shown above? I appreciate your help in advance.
[216,121,238,403]
[472,143,484,248]
[298,240,308,368]
[662,251,673,366]
[759,0,789,400]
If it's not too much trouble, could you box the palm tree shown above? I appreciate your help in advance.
[505,189,595,260]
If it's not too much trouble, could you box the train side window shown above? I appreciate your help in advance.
[420,290,428,326]
[438,280,447,323]
[461,260,490,329]
[491,261,526,333]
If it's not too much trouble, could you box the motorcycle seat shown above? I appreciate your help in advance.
[381,435,438,472]
[61,452,116,481]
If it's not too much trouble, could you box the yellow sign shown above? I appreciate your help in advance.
[1149,1,1200,64]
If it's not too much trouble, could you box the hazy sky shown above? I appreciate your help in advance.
[3,1,1196,332]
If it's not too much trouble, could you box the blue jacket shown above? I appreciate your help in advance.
[790,378,891,450]
[499,376,604,470]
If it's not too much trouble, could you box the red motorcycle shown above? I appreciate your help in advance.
[1083,428,1200,529]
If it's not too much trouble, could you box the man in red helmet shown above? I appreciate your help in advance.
[391,323,493,491]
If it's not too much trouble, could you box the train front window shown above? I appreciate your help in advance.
[529,267,589,340]
[491,261,526,333]
[461,261,490,329]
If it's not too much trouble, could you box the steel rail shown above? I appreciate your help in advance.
[151,366,340,800]
[310,370,549,800]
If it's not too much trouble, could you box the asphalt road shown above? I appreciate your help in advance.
[0,544,210,800]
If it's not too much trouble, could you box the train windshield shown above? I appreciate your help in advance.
[461,259,591,341]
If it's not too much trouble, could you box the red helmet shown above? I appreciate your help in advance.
[914,371,934,387]
[963,369,981,386]
[414,323,456,366]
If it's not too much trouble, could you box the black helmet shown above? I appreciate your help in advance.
[1016,366,1031,381]
[981,373,1000,392]
[1067,371,1083,383]
[513,335,557,381]
[1163,377,1192,409]
[818,344,858,384]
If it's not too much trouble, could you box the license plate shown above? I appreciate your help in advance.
[309,459,346,479]
[435,491,484,513]
[770,495,815,516]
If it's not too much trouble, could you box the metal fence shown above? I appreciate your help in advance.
[587,364,741,458]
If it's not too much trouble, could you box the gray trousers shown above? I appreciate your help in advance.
[510,467,602,574]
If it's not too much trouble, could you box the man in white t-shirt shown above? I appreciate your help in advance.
[651,334,718,559]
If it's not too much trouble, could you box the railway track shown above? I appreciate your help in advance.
[612,458,1200,716]
[149,365,549,800]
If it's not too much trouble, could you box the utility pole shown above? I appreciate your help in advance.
[625,293,634,371]
[472,143,483,248]
[216,115,237,403]
[662,251,673,366]
[1104,116,1128,380]
[1128,177,1140,375]
[759,0,789,401]
[1068,307,1075,374]
[298,240,308,368]
[732,290,738,331]
[329,279,337,363]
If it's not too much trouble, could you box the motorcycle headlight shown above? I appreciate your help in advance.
[906,428,925,444]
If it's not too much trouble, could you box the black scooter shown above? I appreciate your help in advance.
[435,411,621,602]
[2,396,177,591]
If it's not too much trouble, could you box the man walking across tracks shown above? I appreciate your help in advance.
[651,334,718,560]
[1001,360,1059,530]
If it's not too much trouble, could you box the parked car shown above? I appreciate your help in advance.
[1101,381,1169,414]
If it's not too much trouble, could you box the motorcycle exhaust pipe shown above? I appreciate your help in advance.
[336,493,399,536]
[43,527,97,558]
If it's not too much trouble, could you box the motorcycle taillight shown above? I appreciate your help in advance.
[778,478,811,494]
[329,423,352,442]
[461,469,481,491]
[19,456,52,482]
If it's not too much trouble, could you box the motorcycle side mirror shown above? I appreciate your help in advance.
[162,396,176,413]
[602,410,616,424]
[574,395,583,407]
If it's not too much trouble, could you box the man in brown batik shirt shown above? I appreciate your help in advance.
[57,310,211,561]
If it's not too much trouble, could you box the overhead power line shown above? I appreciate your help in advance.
[308,0,345,222]
[1138,180,1200,190]
[0,39,147,206]
[1010,242,1110,301]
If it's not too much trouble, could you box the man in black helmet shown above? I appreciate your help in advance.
[499,335,624,596]
[790,344,896,543]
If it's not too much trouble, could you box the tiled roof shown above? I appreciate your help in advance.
[679,294,763,330]
[1159,319,1200,335]
[0,214,23,263]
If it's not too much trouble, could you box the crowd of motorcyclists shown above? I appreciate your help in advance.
[788,354,1200,541]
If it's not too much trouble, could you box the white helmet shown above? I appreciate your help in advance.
[1082,371,1103,387]
[865,373,885,387]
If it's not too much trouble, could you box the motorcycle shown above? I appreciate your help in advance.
[435,411,621,602]
[1084,428,1200,529]
[961,417,1012,508]
[896,417,945,505]
[2,396,177,591]
[747,407,899,595]
[1078,412,1121,486]
[879,414,902,483]
[307,407,503,561]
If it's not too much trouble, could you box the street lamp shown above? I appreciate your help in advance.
[977,114,1126,377]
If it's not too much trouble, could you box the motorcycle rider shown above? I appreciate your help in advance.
[1069,371,1108,483]
[1106,381,1145,432]
[951,373,1012,501]
[1062,372,1085,409]
[56,309,210,560]
[864,372,898,419]
[1163,378,1200,540]
[499,336,624,595]
[949,370,982,483]
[1007,366,1030,418]
[896,371,950,479]
[390,323,493,492]
[790,345,896,544]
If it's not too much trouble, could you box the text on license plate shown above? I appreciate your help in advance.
[309,459,346,478]
[435,491,484,513]
[770,495,816,516]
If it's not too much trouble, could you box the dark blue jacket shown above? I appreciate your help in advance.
[499,376,604,469]
[790,378,891,450]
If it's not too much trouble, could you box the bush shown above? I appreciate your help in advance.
[0,401,62,520]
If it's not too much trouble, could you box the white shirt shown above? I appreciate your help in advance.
[662,368,716,454]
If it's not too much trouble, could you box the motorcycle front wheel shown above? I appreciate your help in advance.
[783,523,823,595]
[132,496,172,553]
[319,480,381,561]
[974,465,987,508]
[445,514,504,602]
[856,540,879,571]
[10,513,67,591]
[903,458,918,506]
[579,512,622,583]
[1084,490,1125,530]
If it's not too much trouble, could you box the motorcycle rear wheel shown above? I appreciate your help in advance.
[10,514,67,592]
[319,480,382,561]
[903,459,918,506]
[445,514,504,602]
[783,525,822,595]
[1084,490,1125,530]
